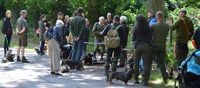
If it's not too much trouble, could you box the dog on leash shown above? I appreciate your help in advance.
[2,49,15,63]
[107,68,134,85]
[82,53,93,65]
[60,65,70,73]
[65,61,85,71]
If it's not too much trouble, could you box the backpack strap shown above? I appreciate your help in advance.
[181,18,190,38]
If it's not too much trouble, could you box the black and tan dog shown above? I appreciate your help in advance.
[107,68,134,85]
[2,49,15,63]
[82,53,93,65]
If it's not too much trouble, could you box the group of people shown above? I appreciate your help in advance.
[2,10,30,63]
[2,7,200,86]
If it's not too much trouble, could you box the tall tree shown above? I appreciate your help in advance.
[147,0,164,13]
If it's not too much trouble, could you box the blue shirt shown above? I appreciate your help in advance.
[149,18,157,26]
[181,57,200,76]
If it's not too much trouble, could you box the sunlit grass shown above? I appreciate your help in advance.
[149,71,174,88]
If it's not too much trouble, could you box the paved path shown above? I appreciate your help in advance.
[0,48,150,88]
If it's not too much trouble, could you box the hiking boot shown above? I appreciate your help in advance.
[35,48,40,55]
[141,81,148,86]
[54,73,62,76]
[17,56,21,62]
[50,72,62,76]
[51,72,55,74]
[21,56,30,63]
[41,51,45,55]
[38,52,44,56]
[134,80,139,84]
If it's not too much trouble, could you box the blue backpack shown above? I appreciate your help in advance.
[43,26,54,41]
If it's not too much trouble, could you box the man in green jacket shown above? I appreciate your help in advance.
[69,7,86,66]
[151,11,169,84]
[172,9,194,65]
[92,16,106,59]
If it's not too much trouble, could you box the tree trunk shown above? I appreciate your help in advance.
[87,0,100,26]
[147,0,164,13]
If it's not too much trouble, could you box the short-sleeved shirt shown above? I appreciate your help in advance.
[17,17,28,36]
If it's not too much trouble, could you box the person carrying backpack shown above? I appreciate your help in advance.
[100,15,124,76]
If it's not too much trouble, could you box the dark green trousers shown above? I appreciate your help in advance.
[175,43,188,65]
[105,47,121,75]
[134,43,152,84]
[119,49,127,66]
[152,46,168,82]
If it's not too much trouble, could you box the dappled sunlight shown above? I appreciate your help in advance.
[151,78,162,84]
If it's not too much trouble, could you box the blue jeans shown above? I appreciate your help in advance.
[71,39,84,62]
[139,57,144,71]
[82,42,87,56]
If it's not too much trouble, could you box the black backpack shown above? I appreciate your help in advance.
[43,26,54,41]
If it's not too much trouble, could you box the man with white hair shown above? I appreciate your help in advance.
[16,10,29,63]
[47,20,64,75]
[92,16,106,59]
[118,16,129,67]
[105,13,112,25]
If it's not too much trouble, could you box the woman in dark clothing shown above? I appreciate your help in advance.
[2,10,12,57]
[132,15,152,86]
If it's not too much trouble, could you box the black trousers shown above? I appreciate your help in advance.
[4,35,11,56]
[175,43,188,65]
[39,41,45,53]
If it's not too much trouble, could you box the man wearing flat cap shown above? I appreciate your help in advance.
[172,9,194,65]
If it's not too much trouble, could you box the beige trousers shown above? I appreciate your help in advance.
[47,39,61,73]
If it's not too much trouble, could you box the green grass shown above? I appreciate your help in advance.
[149,71,174,88]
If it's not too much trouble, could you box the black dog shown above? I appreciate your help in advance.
[82,53,93,65]
[65,61,85,71]
[107,69,134,85]
[7,50,15,61]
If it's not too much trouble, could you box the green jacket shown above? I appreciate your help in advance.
[151,22,169,47]
[92,22,105,41]
[38,20,46,41]
[69,16,85,40]
[172,17,194,44]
